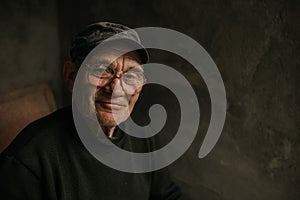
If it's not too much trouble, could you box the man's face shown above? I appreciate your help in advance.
[78,48,144,128]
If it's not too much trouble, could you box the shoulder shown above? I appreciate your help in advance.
[0,106,75,157]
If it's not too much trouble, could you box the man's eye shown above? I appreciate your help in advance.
[91,65,113,78]
[123,72,138,80]
[122,72,145,85]
[92,68,106,77]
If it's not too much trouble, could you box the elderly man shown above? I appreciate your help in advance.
[0,22,181,199]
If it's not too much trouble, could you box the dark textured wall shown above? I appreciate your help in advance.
[1,0,300,199]
[57,0,300,199]
[0,1,62,106]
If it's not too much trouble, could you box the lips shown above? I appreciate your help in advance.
[95,100,127,111]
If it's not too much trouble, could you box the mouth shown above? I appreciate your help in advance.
[95,100,127,111]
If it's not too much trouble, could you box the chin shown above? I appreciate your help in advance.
[96,110,129,127]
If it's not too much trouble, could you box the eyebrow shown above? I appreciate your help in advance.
[92,58,112,65]
[90,57,144,72]
[127,65,144,73]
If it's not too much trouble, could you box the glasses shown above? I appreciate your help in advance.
[86,64,146,94]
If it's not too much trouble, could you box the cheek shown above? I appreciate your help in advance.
[128,93,140,110]
[81,85,97,107]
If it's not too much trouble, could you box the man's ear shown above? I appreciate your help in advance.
[63,61,77,92]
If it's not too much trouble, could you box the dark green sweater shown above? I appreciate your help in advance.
[0,107,181,200]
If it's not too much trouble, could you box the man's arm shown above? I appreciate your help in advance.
[0,155,42,199]
[149,167,182,200]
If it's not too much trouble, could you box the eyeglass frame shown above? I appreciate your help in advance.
[85,63,146,95]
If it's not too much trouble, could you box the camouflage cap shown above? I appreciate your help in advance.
[70,22,149,64]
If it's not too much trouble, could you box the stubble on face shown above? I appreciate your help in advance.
[89,50,143,130]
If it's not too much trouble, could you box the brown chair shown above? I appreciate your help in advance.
[0,84,57,153]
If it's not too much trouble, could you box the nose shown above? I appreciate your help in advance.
[107,76,126,96]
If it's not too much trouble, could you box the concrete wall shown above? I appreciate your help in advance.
[1,0,299,199]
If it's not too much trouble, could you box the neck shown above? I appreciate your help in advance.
[100,125,116,138]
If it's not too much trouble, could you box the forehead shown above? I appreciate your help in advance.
[87,47,142,70]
